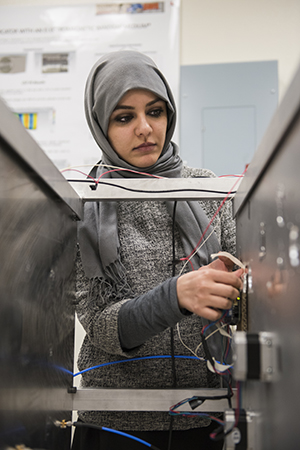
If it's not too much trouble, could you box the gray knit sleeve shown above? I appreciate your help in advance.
[75,247,186,355]
[118,276,185,350]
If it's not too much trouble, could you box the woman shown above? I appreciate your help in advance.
[73,50,243,449]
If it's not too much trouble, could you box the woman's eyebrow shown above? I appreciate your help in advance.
[113,97,162,112]
[113,104,134,111]
[146,97,163,107]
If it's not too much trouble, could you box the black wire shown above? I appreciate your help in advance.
[168,332,175,450]
[200,328,230,396]
[67,179,237,196]
[170,201,178,389]
[200,330,233,408]
[170,329,177,389]
[200,331,215,368]
[189,392,233,410]
[171,201,178,277]
[168,201,179,450]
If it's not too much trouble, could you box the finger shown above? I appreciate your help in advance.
[212,295,234,310]
[202,307,223,322]
[210,269,243,290]
[234,268,245,279]
[205,283,240,304]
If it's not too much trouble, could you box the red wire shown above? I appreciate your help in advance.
[62,167,164,184]
[218,174,244,178]
[180,167,248,268]
[65,166,248,277]
[182,259,194,271]
[61,168,98,183]
[97,168,164,181]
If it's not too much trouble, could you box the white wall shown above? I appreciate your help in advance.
[0,0,299,101]
[181,0,300,102]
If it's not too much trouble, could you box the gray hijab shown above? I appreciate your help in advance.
[78,51,220,283]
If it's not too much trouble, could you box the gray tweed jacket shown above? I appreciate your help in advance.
[75,166,236,431]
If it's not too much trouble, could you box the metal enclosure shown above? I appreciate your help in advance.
[0,98,81,449]
[233,63,300,449]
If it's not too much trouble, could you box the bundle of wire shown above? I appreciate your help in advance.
[169,312,241,442]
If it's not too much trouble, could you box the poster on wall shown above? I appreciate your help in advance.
[0,1,180,175]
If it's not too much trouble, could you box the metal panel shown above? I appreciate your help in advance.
[234,62,300,449]
[0,98,79,449]
[69,177,242,202]
[0,99,82,220]
[72,388,235,412]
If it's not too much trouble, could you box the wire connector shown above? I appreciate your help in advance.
[54,419,73,428]
[189,397,204,410]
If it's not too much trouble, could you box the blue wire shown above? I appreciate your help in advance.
[52,355,232,378]
[202,310,228,334]
[73,355,198,377]
[53,364,73,376]
[101,426,152,448]
[72,355,232,377]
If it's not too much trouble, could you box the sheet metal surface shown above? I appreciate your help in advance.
[0,100,78,449]
[234,63,300,449]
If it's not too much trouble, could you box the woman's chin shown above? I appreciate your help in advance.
[132,153,161,169]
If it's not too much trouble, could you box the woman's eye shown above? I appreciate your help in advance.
[148,107,164,118]
[115,114,133,124]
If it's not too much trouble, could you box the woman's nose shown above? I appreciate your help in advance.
[135,115,152,136]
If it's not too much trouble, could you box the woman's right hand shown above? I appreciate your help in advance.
[176,259,243,321]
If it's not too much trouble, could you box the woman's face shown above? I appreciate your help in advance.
[107,89,168,168]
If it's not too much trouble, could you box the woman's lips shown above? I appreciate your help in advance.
[134,142,156,150]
